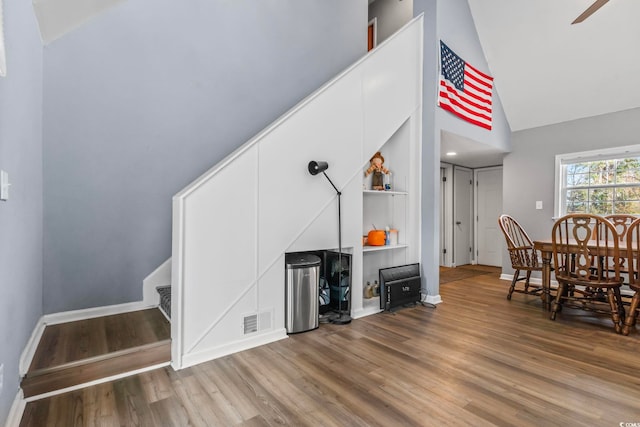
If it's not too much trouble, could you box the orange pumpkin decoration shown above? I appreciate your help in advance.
[367,230,386,246]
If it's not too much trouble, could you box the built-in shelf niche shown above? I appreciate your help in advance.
[357,116,419,318]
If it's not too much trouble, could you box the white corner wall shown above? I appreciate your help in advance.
[171,16,424,369]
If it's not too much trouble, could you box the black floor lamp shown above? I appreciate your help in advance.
[308,160,351,325]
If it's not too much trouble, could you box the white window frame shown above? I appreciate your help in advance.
[554,144,640,218]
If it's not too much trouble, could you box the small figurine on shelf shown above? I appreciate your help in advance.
[364,151,389,190]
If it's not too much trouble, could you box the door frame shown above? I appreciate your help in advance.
[453,165,473,267]
[473,166,503,266]
[367,18,378,51]
[440,164,453,267]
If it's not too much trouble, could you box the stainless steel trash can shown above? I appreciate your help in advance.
[285,253,321,334]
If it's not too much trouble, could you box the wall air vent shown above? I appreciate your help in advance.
[243,314,258,334]
[243,310,273,335]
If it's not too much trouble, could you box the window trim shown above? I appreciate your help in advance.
[554,144,640,218]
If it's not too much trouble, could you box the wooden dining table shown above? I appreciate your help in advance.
[532,240,554,311]
[533,238,633,311]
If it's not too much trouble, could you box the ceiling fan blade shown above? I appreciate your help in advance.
[572,0,610,24]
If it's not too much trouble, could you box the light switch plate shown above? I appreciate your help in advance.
[536,201,543,210]
[0,170,9,201]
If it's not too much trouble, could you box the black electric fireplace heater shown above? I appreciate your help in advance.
[379,263,422,311]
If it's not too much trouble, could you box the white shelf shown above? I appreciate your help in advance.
[363,190,408,196]
[363,244,408,253]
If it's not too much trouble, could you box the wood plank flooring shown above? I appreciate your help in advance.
[20,268,640,426]
[21,308,171,398]
[28,309,171,371]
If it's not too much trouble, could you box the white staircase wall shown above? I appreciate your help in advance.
[142,258,171,307]
[171,16,424,369]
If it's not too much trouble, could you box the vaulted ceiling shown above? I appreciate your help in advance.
[33,0,640,168]
[443,0,640,168]
[468,0,640,132]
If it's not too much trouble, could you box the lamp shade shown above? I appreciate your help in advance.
[308,161,329,176]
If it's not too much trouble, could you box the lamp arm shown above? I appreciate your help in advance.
[322,171,341,196]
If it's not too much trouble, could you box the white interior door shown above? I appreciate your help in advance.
[476,167,503,266]
[440,167,447,266]
[439,164,453,267]
[454,167,472,266]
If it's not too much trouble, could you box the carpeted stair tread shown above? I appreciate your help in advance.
[157,285,171,319]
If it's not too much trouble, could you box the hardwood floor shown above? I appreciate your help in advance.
[21,309,171,398]
[20,269,640,426]
[439,264,498,284]
[28,309,170,371]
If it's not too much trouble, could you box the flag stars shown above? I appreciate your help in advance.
[441,43,465,90]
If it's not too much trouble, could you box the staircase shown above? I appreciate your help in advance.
[157,285,172,319]
[21,308,171,398]
[170,16,424,370]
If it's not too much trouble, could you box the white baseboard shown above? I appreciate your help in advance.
[43,301,154,326]
[4,390,25,427]
[499,273,636,297]
[352,306,383,319]
[175,329,287,370]
[19,321,46,376]
[423,294,442,305]
[499,273,559,287]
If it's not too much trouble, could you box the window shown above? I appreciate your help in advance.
[555,145,640,217]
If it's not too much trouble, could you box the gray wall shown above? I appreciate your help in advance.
[0,0,44,422]
[369,0,414,44]
[42,0,368,313]
[414,0,511,299]
[502,107,640,276]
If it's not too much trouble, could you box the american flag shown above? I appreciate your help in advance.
[438,41,493,130]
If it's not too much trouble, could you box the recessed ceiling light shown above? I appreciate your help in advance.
[446,152,457,156]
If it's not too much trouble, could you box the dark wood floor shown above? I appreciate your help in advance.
[29,309,170,371]
[21,308,171,398]
[20,267,640,426]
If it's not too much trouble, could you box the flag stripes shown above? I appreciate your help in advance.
[438,41,493,130]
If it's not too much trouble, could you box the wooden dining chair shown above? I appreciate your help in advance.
[550,214,625,333]
[589,215,637,267]
[622,217,640,335]
[498,215,545,300]
[605,214,637,241]
[604,214,637,279]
